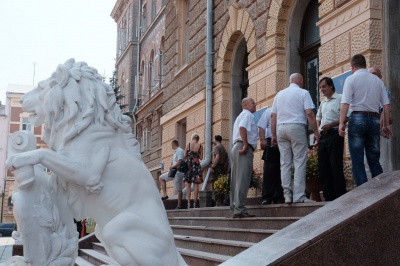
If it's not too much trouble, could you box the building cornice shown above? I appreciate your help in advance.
[111,0,132,23]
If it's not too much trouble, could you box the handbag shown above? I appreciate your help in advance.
[177,159,188,173]
[262,145,280,164]
[168,168,177,178]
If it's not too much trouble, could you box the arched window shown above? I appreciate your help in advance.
[140,60,146,100]
[299,0,320,109]
[159,37,165,89]
[149,50,155,96]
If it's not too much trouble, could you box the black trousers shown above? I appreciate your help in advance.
[318,129,347,201]
[262,138,284,203]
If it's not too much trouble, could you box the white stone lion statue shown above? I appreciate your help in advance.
[6,59,186,266]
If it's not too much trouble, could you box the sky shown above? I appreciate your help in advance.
[0,0,117,104]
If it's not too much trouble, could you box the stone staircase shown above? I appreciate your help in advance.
[74,202,324,265]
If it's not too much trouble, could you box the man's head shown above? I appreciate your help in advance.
[241,98,257,113]
[318,77,335,98]
[289,73,304,88]
[214,135,222,144]
[368,67,382,79]
[350,54,367,73]
[171,139,179,149]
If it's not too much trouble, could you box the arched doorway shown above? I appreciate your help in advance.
[230,35,249,135]
[287,0,320,109]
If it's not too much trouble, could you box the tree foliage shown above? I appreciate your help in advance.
[109,70,129,112]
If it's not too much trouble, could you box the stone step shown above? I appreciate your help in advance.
[171,225,276,242]
[169,216,301,230]
[74,256,97,266]
[178,247,232,266]
[92,242,107,255]
[167,202,325,218]
[174,235,255,257]
[79,249,119,266]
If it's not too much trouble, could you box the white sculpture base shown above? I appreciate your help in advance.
[6,59,186,266]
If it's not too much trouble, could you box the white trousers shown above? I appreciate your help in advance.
[277,124,308,202]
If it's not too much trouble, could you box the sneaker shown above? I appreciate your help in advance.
[294,198,315,203]
[161,196,169,201]
[175,206,182,210]
[285,196,292,204]
[193,203,197,208]
[262,200,272,205]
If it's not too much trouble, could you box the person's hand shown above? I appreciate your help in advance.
[382,125,393,138]
[210,168,215,173]
[338,123,346,137]
[239,145,247,155]
[271,137,277,146]
[321,122,333,132]
[313,132,320,146]
[260,139,267,150]
[169,166,172,170]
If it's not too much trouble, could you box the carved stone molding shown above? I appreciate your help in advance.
[247,50,286,84]
[317,0,382,44]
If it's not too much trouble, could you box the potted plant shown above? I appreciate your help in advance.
[305,147,321,202]
[213,174,230,206]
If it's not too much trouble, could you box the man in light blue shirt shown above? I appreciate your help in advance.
[159,140,185,208]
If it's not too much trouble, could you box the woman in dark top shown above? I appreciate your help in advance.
[184,133,203,208]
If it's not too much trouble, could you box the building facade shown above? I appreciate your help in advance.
[160,0,392,190]
[0,101,6,214]
[111,0,140,115]
[2,91,46,222]
[112,0,167,187]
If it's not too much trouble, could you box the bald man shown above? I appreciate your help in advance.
[366,67,393,174]
[230,98,257,218]
[271,73,319,203]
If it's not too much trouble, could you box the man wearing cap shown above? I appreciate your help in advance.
[339,54,392,186]
[230,98,257,218]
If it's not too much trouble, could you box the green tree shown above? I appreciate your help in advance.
[109,70,129,113]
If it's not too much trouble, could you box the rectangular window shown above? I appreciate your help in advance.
[159,50,165,88]
[22,118,31,131]
[142,5,147,33]
[176,118,187,149]
[151,0,156,22]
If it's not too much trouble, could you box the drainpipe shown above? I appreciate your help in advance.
[132,0,142,137]
[200,0,213,190]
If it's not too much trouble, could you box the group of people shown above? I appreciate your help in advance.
[160,53,393,218]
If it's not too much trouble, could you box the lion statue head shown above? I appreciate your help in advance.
[21,58,137,152]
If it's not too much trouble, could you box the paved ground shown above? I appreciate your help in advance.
[0,237,15,263]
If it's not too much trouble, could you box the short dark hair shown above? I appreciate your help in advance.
[214,135,222,142]
[171,139,179,146]
[318,77,336,91]
[351,54,366,68]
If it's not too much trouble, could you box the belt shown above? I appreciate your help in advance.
[352,111,380,119]
[234,140,255,152]
[320,128,338,137]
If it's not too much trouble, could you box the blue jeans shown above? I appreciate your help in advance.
[348,113,382,186]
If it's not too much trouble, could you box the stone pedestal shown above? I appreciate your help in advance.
[199,191,213,208]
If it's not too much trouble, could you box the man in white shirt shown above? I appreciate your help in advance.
[258,107,284,205]
[231,98,257,218]
[159,140,185,208]
[339,54,392,187]
[316,77,347,201]
[271,73,320,203]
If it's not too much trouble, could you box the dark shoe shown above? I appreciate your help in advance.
[232,213,256,218]
[161,196,169,201]
[262,200,272,205]
[175,206,182,210]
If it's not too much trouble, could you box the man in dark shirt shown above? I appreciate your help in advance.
[210,135,229,206]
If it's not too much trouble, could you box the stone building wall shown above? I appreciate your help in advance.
[161,0,386,197]
[135,0,166,185]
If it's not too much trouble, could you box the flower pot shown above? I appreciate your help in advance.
[306,178,322,202]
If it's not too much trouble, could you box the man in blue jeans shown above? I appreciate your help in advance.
[339,54,393,186]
